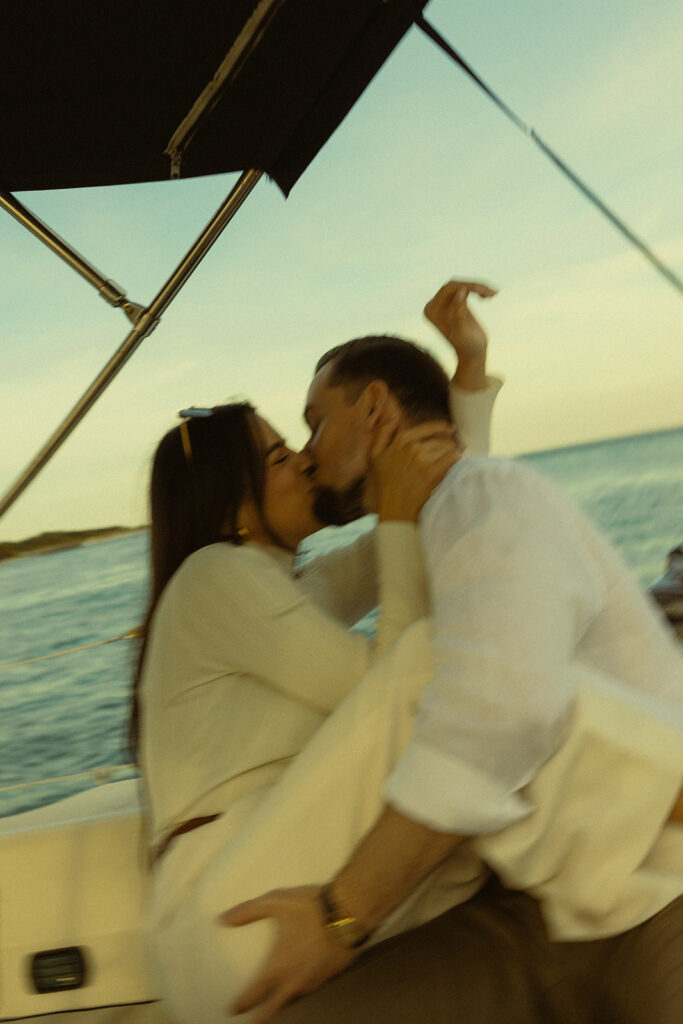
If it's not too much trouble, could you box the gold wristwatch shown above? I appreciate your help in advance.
[319,884,368,949]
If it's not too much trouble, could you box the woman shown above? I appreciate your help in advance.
[136,285,501,1022]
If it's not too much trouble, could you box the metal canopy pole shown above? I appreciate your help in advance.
[0,168,263,521]
[0,188,146,324]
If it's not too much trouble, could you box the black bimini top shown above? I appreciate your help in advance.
[0,0,427,195]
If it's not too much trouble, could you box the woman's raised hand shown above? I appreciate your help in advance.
[370,416,461,522]
[424,280,497,390]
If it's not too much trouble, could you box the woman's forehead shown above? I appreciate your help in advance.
[253,415,283,448]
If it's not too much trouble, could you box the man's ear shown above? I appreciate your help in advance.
[361,379,391,426]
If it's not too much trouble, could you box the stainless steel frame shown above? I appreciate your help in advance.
[0,168,263,520]
[0,189,145,325]
[165,0,284,178]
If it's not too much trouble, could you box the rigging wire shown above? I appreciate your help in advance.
[0,763,137,795]
[415,13,683,299]
[0,628,139,672]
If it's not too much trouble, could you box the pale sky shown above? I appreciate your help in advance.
[1,0,681,541]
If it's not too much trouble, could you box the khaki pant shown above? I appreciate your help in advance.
[274,880,683,1024]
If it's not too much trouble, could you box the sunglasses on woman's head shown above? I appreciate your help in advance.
[179,407,214,419]
[178,408,214,463]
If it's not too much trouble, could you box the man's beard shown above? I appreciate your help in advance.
[312,476,366,526]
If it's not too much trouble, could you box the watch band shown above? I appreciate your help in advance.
[319,884,369,949]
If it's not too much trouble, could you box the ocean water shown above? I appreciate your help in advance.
[1,427,681,818]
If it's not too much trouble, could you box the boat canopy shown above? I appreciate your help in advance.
[0,0,427,195]
[0,0,430,520]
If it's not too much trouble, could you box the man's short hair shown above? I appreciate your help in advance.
[315,335,451,424]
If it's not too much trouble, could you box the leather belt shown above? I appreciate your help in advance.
[152,813,222,866]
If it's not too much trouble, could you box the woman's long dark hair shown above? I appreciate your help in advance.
[128,402,266,760]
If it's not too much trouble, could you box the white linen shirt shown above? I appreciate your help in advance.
[385,456,683,836]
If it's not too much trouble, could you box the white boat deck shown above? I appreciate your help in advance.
[0,782,175,1023]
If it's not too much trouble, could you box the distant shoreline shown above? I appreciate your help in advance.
[0,526,148,563]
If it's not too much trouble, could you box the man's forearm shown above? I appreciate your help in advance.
[328,805,465,935]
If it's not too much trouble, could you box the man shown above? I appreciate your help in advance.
[223,283,683,1023]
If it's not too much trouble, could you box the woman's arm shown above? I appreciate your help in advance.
[294,528,379,627]
[425,279,502,456]
[171,425,451,715]
[424,278,496,392]
[297,421,457,660]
